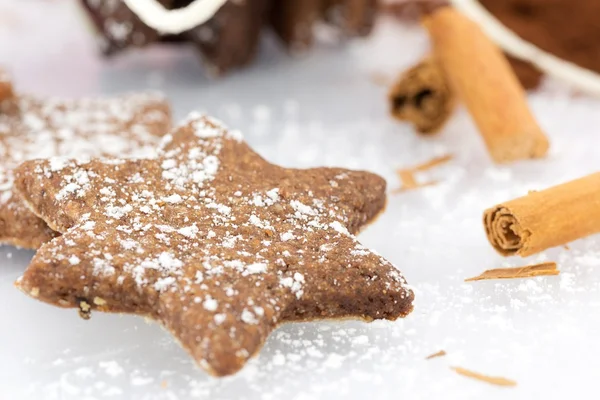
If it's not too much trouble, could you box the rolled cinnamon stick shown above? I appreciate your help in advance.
[388,58,456,134]
[484,173,600,257]
[423,7,549,163]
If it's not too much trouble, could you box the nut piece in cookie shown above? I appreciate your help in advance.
[15,114,414,376]
[0,88,171,249]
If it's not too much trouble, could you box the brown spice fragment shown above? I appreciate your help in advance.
[397,170,419,190]
[451,366,517,387]
[393,154,453,193]
[465,262,558,282]
[425,350,446,359]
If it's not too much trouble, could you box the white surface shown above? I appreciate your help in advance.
[2,1,600,399]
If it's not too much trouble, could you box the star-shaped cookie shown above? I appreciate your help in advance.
[0,80,171,248]
[15,114,414,376]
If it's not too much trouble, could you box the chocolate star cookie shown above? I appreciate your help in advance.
[15,114,414,376]
[0,77,171,248]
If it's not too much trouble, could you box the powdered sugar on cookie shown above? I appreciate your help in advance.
[0,87,171,248]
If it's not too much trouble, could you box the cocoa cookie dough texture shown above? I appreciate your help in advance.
[15,114,414,376]
[80,0,379,75]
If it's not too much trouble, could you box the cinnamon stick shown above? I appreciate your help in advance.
[484,173,600,257]
[423,7,549,163]
[465,262,558,282]
[388,58,456,134]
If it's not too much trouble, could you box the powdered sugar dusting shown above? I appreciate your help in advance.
[0,89,170,246]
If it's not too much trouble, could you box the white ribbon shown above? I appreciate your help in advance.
[123,0,228,34]
[451,0,600,96]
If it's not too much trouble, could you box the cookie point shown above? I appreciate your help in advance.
[180,111,243,142]
[14,275,39,298]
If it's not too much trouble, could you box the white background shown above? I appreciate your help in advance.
[2,1,600,399]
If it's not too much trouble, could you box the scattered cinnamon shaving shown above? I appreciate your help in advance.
[563,244,570,250]
[451,366,517,387]
[161,380,169,389]
[393,154,453,193]
[425,350,446,359]
[398,170,419,190]
[412,154,453,171]
[465,262,558,282]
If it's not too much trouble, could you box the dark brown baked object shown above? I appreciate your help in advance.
[15,114,414,376]
[270,0,322,49]
[270,0,379,49]
[0,74,171,249]
[480,0,600,84]
[79,0,379,73]
[80,0,172,55]
[186,0,271,75]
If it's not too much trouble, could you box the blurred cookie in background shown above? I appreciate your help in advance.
[79,0,380,75]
